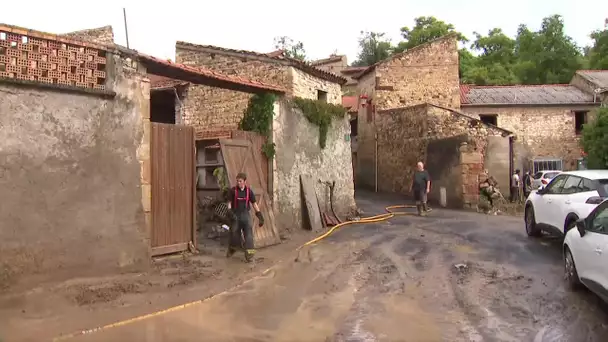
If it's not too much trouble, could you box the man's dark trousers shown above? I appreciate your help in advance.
[229,211,254,255]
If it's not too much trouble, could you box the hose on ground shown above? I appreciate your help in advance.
[296,204,419,250]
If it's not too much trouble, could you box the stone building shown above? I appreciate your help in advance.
[169,41,355,231]
[570,70,608,104]
[310,55,363,94]
[174,41,347,135]
[0,23,287,290]
[460,84,602,173]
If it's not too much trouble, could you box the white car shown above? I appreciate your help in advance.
[563,199,608,300]
[530,170,561,189]
[525,170,608,237]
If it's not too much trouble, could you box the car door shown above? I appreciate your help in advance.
[535,174,567,229]
[577,202,608,299]
[555,176,582,231]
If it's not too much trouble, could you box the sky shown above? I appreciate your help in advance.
[1,0,606,64]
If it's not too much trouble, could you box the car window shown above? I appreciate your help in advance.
[533,172,543,180]
[590,206,608,234]
[560,176,582,194]
[596,179,608,197]
[580,178,596,192]
[545,175,568,194]
[544,172,560,180]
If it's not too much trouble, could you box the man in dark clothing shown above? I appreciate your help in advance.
[226,172,264,262]
[522,170,532,199]
[410,161,431,216]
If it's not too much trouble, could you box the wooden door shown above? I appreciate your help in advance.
[219,139,280,248]
[151,123,196,256]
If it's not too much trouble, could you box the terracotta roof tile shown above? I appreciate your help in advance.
[311,55,345,66]
[175,41,347,85]
[148,74,188,89]
[460,84,595,105]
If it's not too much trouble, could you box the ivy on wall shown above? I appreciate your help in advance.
[239,93,277,159]
[292,97,347,149]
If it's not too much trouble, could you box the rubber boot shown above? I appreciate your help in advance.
[423,203,431,213]
[416,205,423,216]
[245,249,255,263]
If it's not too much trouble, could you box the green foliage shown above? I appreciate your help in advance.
[588,29,608,69]
[352,31,393,67]
[292,97,347,148]
[239,93,277,158]
[354,14,599,86]
[581,108,608,169]
[393,16,468,53]
[273,36,306,61]
[213,167,229,191]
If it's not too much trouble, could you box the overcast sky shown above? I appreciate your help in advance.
[1,0,606,64]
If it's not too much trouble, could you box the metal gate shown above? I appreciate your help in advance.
[151,123,196,256]
[219,138,280,248]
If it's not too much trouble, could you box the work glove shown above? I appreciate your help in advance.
[255,211,265,227]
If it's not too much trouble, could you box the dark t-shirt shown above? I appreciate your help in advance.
[412,170,430,191]
[229,186,257,213]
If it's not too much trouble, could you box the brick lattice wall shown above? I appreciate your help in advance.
[0,29,107,90]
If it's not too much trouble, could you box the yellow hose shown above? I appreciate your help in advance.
[296,204,419,250]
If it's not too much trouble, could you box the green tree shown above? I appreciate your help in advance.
[588,29,608,69]
[581,108,608,169]
[273,36,306,61]
[462,28,519,85]
[514,15,582,84]
[393,16,468,53]
[352,31,393,66]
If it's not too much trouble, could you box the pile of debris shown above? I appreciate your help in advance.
[197,192,232,240]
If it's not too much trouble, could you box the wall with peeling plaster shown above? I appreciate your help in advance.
[0,53,150,290]
[272,99,356,232]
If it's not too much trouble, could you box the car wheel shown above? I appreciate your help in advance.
[525,206,542,237]
[564,247,582,290]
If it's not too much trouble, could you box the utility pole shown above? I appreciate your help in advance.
[123,8,130,49]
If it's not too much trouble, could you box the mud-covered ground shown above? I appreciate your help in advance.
[57,191,608,342]
[3,191,608,341]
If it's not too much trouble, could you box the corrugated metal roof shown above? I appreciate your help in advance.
[578,70,608,90]
[460,84,594,105]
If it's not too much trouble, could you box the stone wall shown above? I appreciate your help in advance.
[290,67,342,104]
[272,99,356,231]
[358,35,460,111]
[367,104,508,207]
[61,26,115,45]
[175,45,288,133]
[354,74,378,190]
[0,51,150,290]
[461,106,596,171]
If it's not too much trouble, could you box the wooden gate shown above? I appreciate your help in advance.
[219,138,280,248]
[151,123,196,256]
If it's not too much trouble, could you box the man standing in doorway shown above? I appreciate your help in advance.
[227,172,264,263]
[410,161,431,216]
[510,169,521,203]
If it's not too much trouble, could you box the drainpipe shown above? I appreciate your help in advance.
[375,132,378,193]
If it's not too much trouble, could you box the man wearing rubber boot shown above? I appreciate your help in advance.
[226,172,264,262]
[410,161,431,216]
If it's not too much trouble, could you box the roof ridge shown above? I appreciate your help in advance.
[175,41,347,84]
[461,84,572,88]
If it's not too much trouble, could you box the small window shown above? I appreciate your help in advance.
[317,90,328,102]
[560,176,582,194]
[479,114,498,126]
[575,111,588,134]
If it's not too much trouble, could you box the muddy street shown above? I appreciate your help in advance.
[49,192,606,342]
